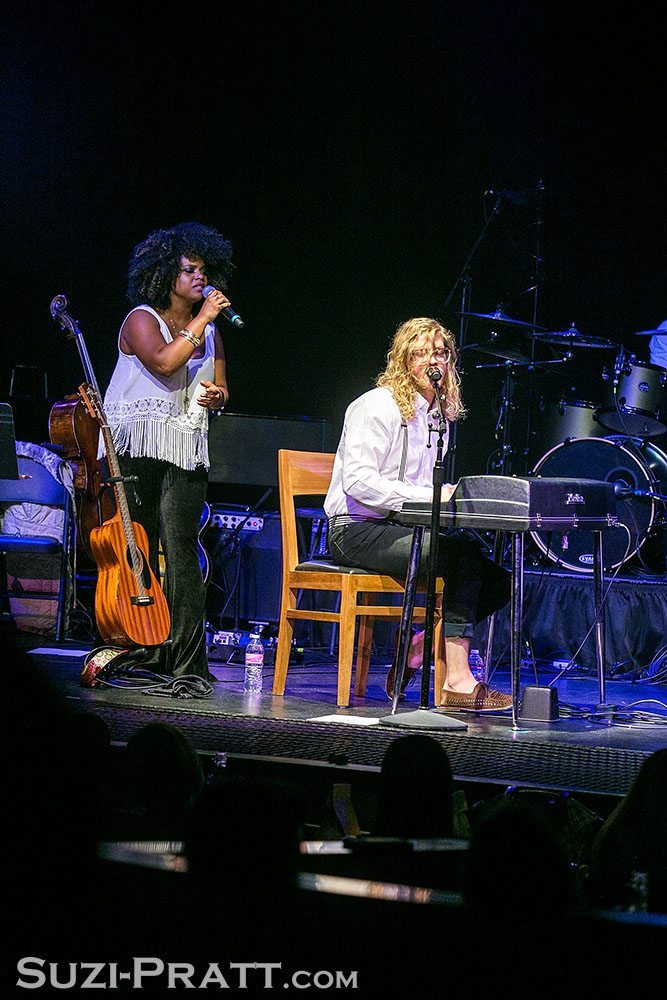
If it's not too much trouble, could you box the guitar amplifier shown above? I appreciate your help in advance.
[208,411,329,486]
[205,510,282,624]
[204,506,327,625]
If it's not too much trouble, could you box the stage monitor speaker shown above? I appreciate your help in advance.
[519,685,560,721]
[208,411,329,486]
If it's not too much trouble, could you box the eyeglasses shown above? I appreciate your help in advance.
[411,346,451,363]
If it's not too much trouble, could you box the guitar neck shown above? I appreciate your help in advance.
[98,420,146,592]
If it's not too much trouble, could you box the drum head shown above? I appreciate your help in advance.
[531,437,658,573]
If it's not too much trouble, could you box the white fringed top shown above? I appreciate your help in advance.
[100,306,215,470]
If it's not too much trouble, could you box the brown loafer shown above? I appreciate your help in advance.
[385,629,423,700]
[440,682,512,712]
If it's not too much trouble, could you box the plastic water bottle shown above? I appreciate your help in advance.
[243,633,264,693]
[469,647,485,682]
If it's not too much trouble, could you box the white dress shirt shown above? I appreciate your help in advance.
[324,386,451,521]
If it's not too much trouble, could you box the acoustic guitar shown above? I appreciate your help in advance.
[78,381,171,647]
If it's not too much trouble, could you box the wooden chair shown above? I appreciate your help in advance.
[272,449,446,707]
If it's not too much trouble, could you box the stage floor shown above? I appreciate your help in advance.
[21,636,667,805]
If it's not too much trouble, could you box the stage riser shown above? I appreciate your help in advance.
[89,702,648,800]
[481,570,667,676]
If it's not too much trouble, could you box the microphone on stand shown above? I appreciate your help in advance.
[614,483,654,499]
[202,285,245,328]
[426,366,442,383]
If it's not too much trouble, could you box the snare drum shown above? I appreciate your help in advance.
[598,360,667,437]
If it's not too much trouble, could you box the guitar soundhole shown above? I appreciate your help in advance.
[125,545,152,590]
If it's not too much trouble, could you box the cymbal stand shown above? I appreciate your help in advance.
[482,357,515,683]
[443,192,503,483]
[486,357,519,477]
[521,179,546,472]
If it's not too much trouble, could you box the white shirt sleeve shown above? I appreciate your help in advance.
[324,388,437,518]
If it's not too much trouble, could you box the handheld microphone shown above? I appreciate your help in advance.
[426,366,442,383]
[202,285,244,328]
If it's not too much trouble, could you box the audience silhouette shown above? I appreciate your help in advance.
[372,733,454,839]
[589,748,667,912]
[182,773,309,962]
[4,618,667,995]
[106,720,205,840]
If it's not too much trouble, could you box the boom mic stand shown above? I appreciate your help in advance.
[382,370,466,730]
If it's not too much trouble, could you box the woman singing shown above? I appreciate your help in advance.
[100,221,235,679]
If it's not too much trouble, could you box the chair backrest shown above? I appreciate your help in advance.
[0,455,68,506]
[277,449,335,574]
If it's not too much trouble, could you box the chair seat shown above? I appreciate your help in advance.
[295,559,379,575]
[0,534,62,553]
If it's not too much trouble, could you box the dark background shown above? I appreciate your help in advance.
[2,1,665,487]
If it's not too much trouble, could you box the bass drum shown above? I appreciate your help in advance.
[530,436,667,573]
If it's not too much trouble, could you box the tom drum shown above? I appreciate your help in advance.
[598,360,667,438]
[534,398,605,458]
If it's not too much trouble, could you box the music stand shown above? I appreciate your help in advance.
[380,375,467,731]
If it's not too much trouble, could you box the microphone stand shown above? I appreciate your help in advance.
[381,373,466,730]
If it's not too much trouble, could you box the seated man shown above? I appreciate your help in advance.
[324,316,511,711]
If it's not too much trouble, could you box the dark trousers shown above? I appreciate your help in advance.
[329,520,510,639]
[112,454,209,677]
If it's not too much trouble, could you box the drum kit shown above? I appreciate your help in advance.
[459,309,667,575]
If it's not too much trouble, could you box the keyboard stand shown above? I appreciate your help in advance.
[392,519,607,727]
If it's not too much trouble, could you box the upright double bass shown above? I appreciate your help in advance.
[50,295,170,647]
[48,393,115,568]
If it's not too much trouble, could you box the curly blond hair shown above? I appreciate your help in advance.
[376,318,466,422]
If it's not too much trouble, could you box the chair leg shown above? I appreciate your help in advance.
[273,587,297,695]
[354,613,373,696]
[336,586,358,708]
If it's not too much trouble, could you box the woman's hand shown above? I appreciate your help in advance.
[199,288,231,324]
[197,380,226,409]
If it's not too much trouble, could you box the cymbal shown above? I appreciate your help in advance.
[468,342,531,363]
[458,307,545,330]
[531,326,617,349]
[635,325,667,336]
